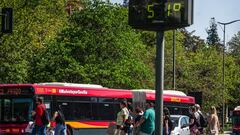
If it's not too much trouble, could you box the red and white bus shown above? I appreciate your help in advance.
[0,83,195,135]
[232,106,240,134]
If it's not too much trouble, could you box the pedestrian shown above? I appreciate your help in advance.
[124,102,134,135]
[189,106,200,135]
[195,104,207,134]
[208,106,220,135]
[133,107,143,135]
[135,102,155,135]
[194,104,201,127]
[163,107,172,135]
[114,100,129,135]
[52,106,66,135]
[31,97,47,135]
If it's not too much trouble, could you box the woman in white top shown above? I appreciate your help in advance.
[208,106,220,135]
[114,101,129,135]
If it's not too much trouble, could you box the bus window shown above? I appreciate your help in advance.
[3,99,11,121]
[12,99,33,122]
[44,102,52,119]
[2,98,32,122]
[58,102,92,120]
[233,116,240,124]
[98,98,114,103]
[92,98,116,120]
[57,96,92,102]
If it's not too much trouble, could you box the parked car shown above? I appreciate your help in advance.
[170,115,190,135]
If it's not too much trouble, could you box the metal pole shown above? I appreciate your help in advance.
[155,31,164,135]
[173,30,176,90]
[222,24,225,128]
[217,19,240,128]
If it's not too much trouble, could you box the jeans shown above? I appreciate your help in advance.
[54,124,66,135]
[31,125,46,135]
[163,128,171,135]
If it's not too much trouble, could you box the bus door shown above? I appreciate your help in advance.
[132,91,146,110]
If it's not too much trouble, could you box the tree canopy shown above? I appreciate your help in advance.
[0,0,68,83]
[29,1,154,89]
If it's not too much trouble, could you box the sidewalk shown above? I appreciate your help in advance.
[220,131,232,135]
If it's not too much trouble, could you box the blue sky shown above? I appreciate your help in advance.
[186,0,240,42]
[111,0,240,42]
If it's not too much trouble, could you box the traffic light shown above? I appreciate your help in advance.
[1,8,13,33]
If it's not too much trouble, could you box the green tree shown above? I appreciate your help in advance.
[0,0,68,83]
[181,29,205,52]
[228,31,240,57]
[227,31,240,108]
[206,17,220,46]
[31,0,154,89]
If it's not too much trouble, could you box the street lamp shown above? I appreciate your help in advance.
[217,19,240,128]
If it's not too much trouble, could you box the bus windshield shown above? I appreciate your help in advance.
[233,116,240,125]
[0,98,33,123]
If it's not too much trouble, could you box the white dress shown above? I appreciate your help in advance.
[209,115,219,135]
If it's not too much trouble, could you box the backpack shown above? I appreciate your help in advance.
[125,114,134,126]
[40,106,50,125]
[198,112,208,127]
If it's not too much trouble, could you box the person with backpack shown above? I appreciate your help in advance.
[189,106,200,135]
[133,107,143,135]
[31,97,47,135]
[124,102,134,135]
[52,106,66,135]
[195,104,208,134]
[163,107,173,135]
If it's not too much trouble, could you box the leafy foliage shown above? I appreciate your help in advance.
[31,1,153,89]
[0,0,68,83]
[229,31,240,57]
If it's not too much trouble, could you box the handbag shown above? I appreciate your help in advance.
[25,121,34,133]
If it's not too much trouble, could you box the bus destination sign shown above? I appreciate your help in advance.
[128,0,193,31]
[0,87,34,96]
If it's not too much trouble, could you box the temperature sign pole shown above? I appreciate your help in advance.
[128,0,193,135]
[155,31,165,135]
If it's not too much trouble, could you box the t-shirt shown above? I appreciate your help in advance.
[140,108,155,134]
[116,107,129,126]
[194,111,200,126]
[35,104,45,126]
